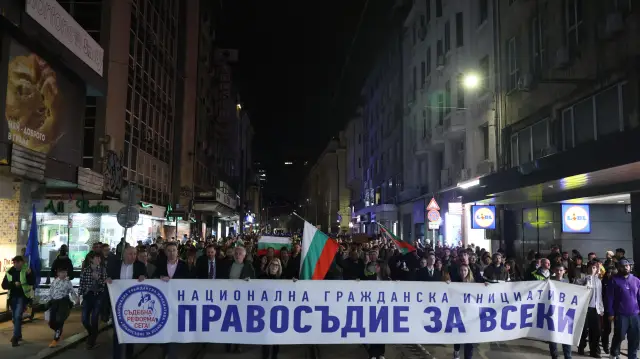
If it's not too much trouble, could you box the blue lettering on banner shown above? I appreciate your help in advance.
[110,280,589,345]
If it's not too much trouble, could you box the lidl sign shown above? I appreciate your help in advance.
[562,204,590,233]
[471,205,496,229]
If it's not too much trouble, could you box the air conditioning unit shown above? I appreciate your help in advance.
[517,73,533,92]
[476,160,494,175]
[436,55,445,70]
[554,46,570,69]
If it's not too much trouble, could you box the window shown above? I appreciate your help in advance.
[444,21,451,53]
[518,128,531,165]
[420,61,426,88]
[426,47,432,76]
[507,37,519,91]
[445,80,451,115]
[562,83,626,149]
[412,66,417,99]
[531,15,546,74]
[422,110,427,138]
[412,21,417,45]
[479,0,488,25]
[565,0,584,54]
[455,13,464,47]
[481,125,489,160]
[437,39,443,58]
[531,119,549,159]
[456,73,465,109]
[435,0,442,17]
[426,0,431,22]
[479,56,489,95]
[510,119,550,166]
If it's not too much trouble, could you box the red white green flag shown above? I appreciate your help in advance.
[300,221,339,280]
[378,222,416,254]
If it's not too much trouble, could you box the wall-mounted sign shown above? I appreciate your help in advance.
[471,205,496,229]
[215,189,237,209]
[561,204,590,233]
[42,199,110,214]
[25,0,104,76]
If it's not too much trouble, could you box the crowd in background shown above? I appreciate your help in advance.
[2,231,639,359]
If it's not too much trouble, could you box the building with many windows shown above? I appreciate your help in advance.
[464,0,639,259]
[398,0,497,247]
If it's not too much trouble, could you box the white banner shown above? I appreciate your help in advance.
[107,279,590,345]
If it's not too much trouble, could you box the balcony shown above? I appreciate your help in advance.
[444,111,465,136]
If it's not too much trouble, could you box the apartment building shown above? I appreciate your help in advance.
[463,0,639,259]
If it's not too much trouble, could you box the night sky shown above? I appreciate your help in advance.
[217,0,395,203]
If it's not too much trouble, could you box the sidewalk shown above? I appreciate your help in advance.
[0,308,109,359]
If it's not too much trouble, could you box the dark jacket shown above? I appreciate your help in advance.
[284,253,302,279]
[2,267,35,298]
[51,256,74,280]
[106,260,147,280]
[195,256,222,279]
[483,263,508,282]
[219,260,256,279]
[415,267,442,282]
[155,259,192,279]
[337,256,365,280]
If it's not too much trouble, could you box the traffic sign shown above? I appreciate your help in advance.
[117,207,140,228]
[427,209,440,222]
[426,198,440,211]
[428,221,440,230]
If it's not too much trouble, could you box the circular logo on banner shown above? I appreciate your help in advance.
[115,284,169,338]
[474,207,495,228]
[564,206,589,232]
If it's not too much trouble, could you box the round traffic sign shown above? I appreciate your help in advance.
[117,207,140,228]
[427,209,440,222]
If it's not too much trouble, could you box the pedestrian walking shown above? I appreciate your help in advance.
[45,267,80,347]
[606,259,640,359]
[1,255,35,347]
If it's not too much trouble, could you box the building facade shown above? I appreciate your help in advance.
[344,112,364,233]
[301,135,350,234]
[463,0,639,259]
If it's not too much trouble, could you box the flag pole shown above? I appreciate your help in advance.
[291,211,308,223]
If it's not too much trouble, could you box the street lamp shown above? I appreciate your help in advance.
[462,73,481,90]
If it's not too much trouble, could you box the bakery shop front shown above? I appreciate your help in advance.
[0,0,106,285]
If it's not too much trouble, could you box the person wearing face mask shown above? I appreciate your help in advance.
[606,259,640,359]
[51,245,74,281]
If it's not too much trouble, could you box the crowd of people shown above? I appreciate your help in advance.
[2,233,639,359]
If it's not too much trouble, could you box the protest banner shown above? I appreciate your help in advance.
[107,279,590,345]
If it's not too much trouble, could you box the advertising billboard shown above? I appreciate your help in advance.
[561,204,591,233]
[4,40,84,166]
[471,205,497,229]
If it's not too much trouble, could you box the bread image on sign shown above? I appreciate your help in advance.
[5,51,61,155]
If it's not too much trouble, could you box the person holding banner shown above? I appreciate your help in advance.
[576,261,604,358]
[224,246,256,353]
[365,259,391,359]
[548,264,573,359]
[259,258,285,359]
[445,263,479,359]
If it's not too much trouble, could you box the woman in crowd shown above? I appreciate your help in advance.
[445,264,476,359]
[260,258,284,359]
[78,252,106,349]
[366,259,391,359]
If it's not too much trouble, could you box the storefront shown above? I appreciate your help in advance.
[35,199,165,269]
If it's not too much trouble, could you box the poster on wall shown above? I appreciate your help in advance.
[561,204,591,233]
[471,205,497,229]
[4,40,84,165]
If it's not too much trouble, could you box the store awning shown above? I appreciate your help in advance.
[194,202,236,217]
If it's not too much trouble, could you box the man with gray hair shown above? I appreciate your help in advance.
[225,247,256,353]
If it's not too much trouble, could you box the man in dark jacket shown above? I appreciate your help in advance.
[1,256,35,346]
[51,245,74,280]
[337,248,365,280]
[195,244,220,279]
[106,247,146,359]
[156,242,192,280]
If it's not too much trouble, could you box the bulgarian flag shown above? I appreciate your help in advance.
[257,236,292,256]
[378,222,416,254]
[300,220,339,280]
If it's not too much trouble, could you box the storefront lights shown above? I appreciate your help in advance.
[458,178,480,189]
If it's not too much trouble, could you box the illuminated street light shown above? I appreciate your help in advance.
[462,73,480,89]
[236,103,242,110]
[458,178,480,189]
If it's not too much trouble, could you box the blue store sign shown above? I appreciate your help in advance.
[561,204,591,233]
[471,205,496,229]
